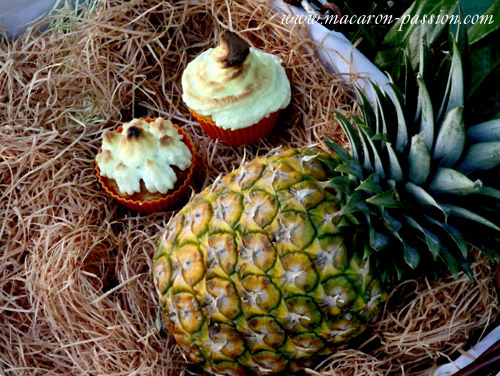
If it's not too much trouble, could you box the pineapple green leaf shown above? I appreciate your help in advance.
[468,43,500,112]
[366,189,402,209]
[439,203,500,232]
[381,208,402,232]
[325,137,351,162]
[375,0,458,71]
[340,191,373,215]
[334,111,361,161]
[437,38,464,122]
[404,215,441,259]
[328,176,352,196]
[363,244,375,259]
[339,215,358,227]
[318,157,339,175]
[393,231,420,269]
[356,173,382,194]
[359,125,386,178]
[386,143,404,182]
[441,242,474,282]
[416,75,434,150]
[457,141,500,174]
[465,232,500,260]
[467,0,500,44]
[354,86,376,129]
[333,21,500,284]
[369,81,391,135]
[371,133,390,142]
[429,167,482,195]
[393,259,405,280]
[365,213,389,251]
[433,106,465,167]
[409,132,431,184]
[370,227,390,252]
[357,123,375,171]
[448,7,468,64]
[335,160,364,180]
[426,216,468,259]
[439,245,460,278]
[403,242,421,269]
[418,38,430,81]
[397,52,419,116]
[478,186,500,200]
[404,182,444,215]
[387,83,409,153]
[456,255,475,283]
[466,118,500,143]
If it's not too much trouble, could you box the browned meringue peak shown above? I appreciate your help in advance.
[149,119,169,135]
[102,129,120,146]
[126,125,142,139]
[98,149,114,164]
[159,135,174,148]
[145,159,159,169]
[115,162,127,171]
[118,124,156,158]
[213,31,250,68]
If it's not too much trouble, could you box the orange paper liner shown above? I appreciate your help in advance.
[190,109,280,146]
[96,118,197,213]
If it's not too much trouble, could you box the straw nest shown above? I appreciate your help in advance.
[0,1,498,375]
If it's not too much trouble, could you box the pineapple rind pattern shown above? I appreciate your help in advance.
[154,149,386,375]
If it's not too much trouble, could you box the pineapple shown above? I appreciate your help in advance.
[154,147,385,374]
[153,34,500,375]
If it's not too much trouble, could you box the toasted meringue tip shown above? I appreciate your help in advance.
[126,126,143,139]
[103,130,119,144]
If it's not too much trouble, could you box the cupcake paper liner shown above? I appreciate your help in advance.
[96,119,197,213]
[190,109,280,146]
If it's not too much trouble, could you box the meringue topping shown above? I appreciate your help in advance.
[182,32,291,130]
[96,118,192,196]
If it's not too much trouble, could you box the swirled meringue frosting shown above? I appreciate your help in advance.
[182,40,291,131]
[96,118,192,196]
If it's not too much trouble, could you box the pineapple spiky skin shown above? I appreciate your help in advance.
[154,148,386,375]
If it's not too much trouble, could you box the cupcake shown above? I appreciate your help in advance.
[95,117,196,213]
[182,30,291,146]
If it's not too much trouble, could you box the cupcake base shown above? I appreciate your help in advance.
[190,109,280,146]
[96,119,197,213]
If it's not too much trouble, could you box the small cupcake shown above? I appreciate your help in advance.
[96,117,196,213]
[182,31,291,146]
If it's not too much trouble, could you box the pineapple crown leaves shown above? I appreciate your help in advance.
[325,31,500,283]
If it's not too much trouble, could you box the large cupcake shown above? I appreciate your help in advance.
[182,31,291,146]
[95,117,196,213]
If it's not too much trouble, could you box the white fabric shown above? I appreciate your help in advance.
[434,325,500,375]
[0,0,58,38]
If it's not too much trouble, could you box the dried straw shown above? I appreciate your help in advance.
[0,1,498,375]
